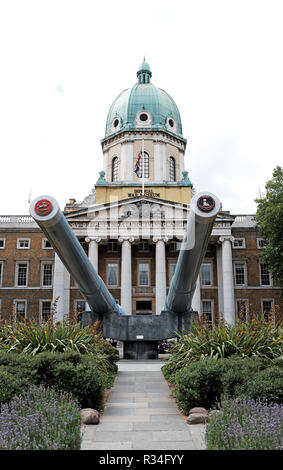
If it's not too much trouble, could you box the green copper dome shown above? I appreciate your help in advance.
[104,60,183,139]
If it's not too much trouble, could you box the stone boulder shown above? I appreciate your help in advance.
[186,407,209,424]
[81,408,100,425]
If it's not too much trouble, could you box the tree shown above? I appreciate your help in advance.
[254,166,283,285]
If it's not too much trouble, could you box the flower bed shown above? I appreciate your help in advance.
[0,385,81,450]
[206,398,283,450]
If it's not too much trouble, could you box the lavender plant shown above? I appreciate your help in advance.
[0,385,82,450]
[206,398,283,450]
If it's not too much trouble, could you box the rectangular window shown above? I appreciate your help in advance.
[261,299,274,320]
[201,300,212,324]
[138,263,149,286]
[42,238,52,249]
[236,299,248,322]
[14,300,26,321]
[16,263,28,287]
[257,238,266,249]
[41,301,51,323]
[107,263,118,286]
[0,239,5,249]
[42,263,53,287]
[136,300,152,314]
[107,241,118,252]
[17,239,30,249]
[169,242,178,252]
[169,263,176,282]
[260,264,271,286]
[233,238,245,249]
[234,263,245,285]
[138,241,149,252]
[201,263,212,286]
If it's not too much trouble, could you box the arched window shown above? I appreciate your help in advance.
[112,157,118,182]
[169,157,176,182]
[137,152,149,179]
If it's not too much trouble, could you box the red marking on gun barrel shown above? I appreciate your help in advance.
[35,199,53,216]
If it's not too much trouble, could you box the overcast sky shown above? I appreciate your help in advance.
[0,0,282,215]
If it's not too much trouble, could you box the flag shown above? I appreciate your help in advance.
[134,151,142,177]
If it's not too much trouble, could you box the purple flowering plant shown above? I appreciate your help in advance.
[0,385,82,450]
[206,397,283,450]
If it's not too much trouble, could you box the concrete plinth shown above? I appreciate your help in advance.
[123,341,158,360]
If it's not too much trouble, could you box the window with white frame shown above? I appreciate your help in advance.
[42,263,53,287]
[112,157,118,182]
[260,264,271,286]
[17,239,30,249]
[40,300,52,323]
[14,300,27,321]
[236,299,248,322]
[107,263,118,286]
[233,238,245,249]
[137,152,149,179]
[201,300,213,324]
[42,238,52,249]
[261,299,274,320]
[0,239,5,249]
[201,263,212,286]
[234,263,246,286]
[257,238,266,249]
[16,263,28,287]
[138,263,149,286]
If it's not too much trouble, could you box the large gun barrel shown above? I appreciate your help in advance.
[164,191,220,314]
[29,196,125,316]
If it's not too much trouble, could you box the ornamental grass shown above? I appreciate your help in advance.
[206,398,283,450]
[0,385,81,450]
[163,314,283,381]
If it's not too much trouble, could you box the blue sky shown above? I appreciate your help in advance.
[0,0,282,214]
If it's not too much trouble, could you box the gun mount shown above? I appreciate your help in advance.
[30,192,220,360]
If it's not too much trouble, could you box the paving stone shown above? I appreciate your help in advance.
[95,422,134,432]
[132,422,187,431]
[106,402,149,408]
[103,407,134,416]
[134,408,178,415]
[150,414,186,423]
[148,401,177,408]
[152,430,194,441]
[108,397,134,403]
[101,415,150,423]
[81,440,132,450]
[132,441,196,450]
[92,431,150,442]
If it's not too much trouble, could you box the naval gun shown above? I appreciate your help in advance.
[29,192,220,359]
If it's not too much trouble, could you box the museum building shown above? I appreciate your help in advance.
[0,61,282,324]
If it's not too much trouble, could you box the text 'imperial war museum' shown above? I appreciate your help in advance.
[0,60,282,324]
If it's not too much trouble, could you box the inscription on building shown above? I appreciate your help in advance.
[128,189,160,198]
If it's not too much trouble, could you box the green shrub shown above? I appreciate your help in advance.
[245,366,283,404]
[0,368,32,405]
[0,350,115,409]
[174,358,224,413]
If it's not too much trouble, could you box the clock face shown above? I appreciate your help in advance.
[197,195,215,213]
[35,199,53,216]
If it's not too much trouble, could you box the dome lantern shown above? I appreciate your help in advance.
[137,57,152,84]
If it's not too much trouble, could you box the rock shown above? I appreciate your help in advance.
[189,407,208,415]
[186,413,209,424]
[81,408,100,425]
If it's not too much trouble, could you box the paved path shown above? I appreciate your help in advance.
[81,360,206,450]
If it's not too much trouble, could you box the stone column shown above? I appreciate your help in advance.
[121,141,134,181]
[85,237,100,272]
[154,141,166,182]
[52,253,70,323]
[119,237,133,315]
[85,237,101,311]
[154,237,167,315]
[191,274,201,314]
[219,236,235,324]
[216,244,224,316]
